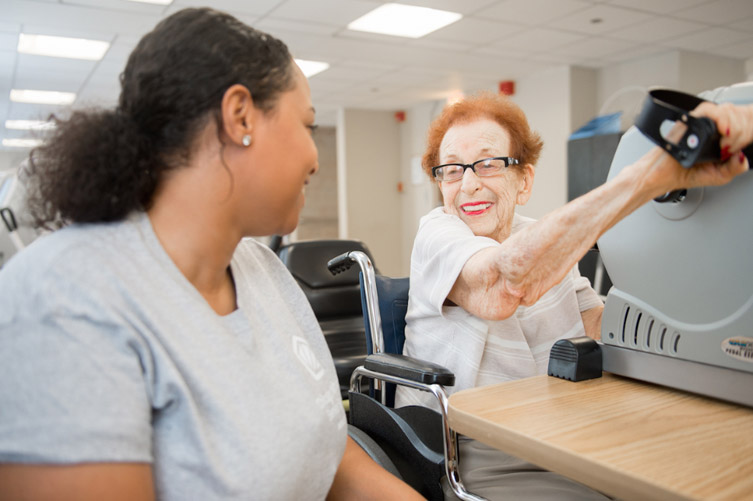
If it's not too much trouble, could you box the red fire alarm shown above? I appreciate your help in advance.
[395,110,406,122]
[499,80,515,96]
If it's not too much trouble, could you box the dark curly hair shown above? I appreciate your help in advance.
[25,8,295,228]
[422,92,544,181]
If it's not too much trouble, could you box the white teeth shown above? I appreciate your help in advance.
[462,203,491,212]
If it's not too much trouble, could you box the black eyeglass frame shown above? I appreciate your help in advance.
[431,156,520,181]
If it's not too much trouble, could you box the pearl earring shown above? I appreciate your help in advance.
[242,134,252,147]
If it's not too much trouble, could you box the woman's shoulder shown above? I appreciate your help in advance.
[2,221,122,276]
[0,218,141,314]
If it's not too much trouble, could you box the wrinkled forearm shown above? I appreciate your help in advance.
[450,148,680,320]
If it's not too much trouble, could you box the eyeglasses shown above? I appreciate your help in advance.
[431,157,519,182]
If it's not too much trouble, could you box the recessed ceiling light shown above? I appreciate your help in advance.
[295,59,330,78]
[18,33,110,61]
[2,138,43,148]
[10,89,76,106]
[5,120,56,131]
[347,3,462,39]
[125,0,173,4]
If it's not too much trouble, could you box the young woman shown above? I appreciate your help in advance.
[0,8,421,500]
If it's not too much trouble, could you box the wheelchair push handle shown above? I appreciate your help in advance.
[327,252,355,275]
[327,250,384,356]
[327,250,375,277]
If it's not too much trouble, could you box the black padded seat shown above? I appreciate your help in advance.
[277,239,376,399]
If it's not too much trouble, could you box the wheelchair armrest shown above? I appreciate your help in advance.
[364,353,455,387]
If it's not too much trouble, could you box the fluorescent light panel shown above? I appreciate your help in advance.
[2,138,43,148]
[5,120,56,131]
[295,59,330,78]
[347,3,462,38]
[10,89,76,105]
[18,33,110,61]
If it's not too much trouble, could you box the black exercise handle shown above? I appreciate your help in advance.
[327,252,355,275]
[636,89,721,168]
[636,89,753,203]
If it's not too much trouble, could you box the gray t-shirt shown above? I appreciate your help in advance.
[0,212,347,500]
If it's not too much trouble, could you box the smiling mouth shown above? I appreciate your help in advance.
[461,202,491,215]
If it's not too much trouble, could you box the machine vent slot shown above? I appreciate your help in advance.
[633,312,642,346]
[621,305,630,344]
[645,319,655,349]
[659,326,668,352]
[671,332,681,355]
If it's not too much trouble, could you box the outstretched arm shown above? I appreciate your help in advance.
[450,104,751,321]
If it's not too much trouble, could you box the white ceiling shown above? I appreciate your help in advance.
[2,0,753,151]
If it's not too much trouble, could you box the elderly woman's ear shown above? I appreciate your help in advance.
[515,163,535,206]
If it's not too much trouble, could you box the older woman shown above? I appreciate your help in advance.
[396,92,751,500]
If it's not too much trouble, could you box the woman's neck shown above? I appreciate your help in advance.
[147,163,241,315]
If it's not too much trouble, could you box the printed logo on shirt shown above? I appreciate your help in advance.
[292,336,324,380]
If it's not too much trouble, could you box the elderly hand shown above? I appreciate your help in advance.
[634,101,752,199]
[693,101,753,158]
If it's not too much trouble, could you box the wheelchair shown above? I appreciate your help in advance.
[327,250,485,501]
[276,239,374,400]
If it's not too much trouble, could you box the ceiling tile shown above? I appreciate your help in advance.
[609,17,707,43]
[487,28,586,53]
[0,51,16,84]
[0,32,19,53]
[410,37,477,53]
[14,54,96,91]
[662,27,753,51]
[701,39,753,60]
[62,0,170,15]
[552,4,653,35]
[476,0,592,25]
[423,17,518,45]
[0,22,21,33]
[6,0,160,37]
[551,36,637,59]
[169,0,284,17]
[600,44,672,63]
[606,0,710,15]
[8,101,71,122]
[672,0,753,25]
[315,62,397,83]
[255,18,338,37]
[265,0,379,26]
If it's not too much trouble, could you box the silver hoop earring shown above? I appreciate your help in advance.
[242,134,252,147]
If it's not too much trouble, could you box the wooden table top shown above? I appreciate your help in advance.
[447,373,753,501]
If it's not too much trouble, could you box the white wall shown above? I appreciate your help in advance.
[398,100,442,275]
[511,65,572,220]
[337,108,404,276]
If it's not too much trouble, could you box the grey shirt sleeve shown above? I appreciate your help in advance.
[0,256,152,464]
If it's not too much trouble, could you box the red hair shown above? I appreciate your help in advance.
[422,92,543,180]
